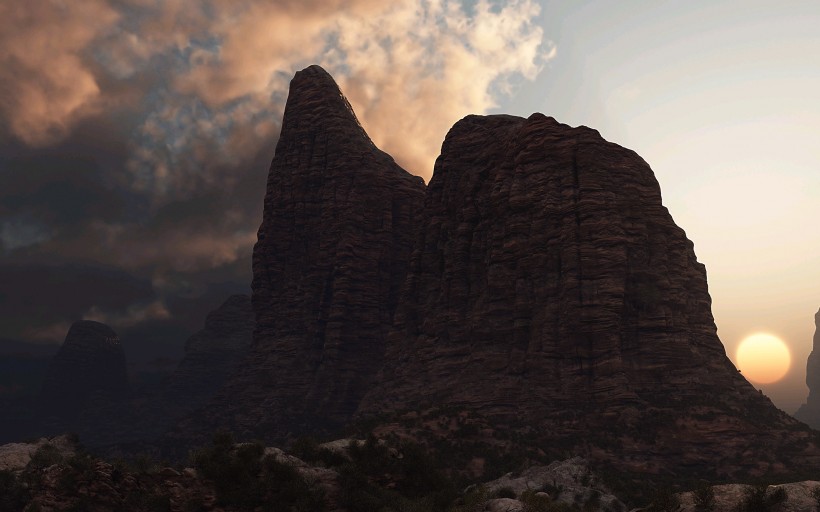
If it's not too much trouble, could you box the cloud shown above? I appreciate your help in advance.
[0,1,119,145]
[84,299,171,328]
[332,0,554,176]
[3,0,552,194]
[162,0,553,179]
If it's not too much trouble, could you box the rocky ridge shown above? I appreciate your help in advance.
[794,308,820,429]
[4,435,820,512]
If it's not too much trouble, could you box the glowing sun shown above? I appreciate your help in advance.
[736,333,791,384]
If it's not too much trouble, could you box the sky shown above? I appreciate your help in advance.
[0,1,817,412]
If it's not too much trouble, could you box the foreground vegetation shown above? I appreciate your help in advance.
[3,430,820,512]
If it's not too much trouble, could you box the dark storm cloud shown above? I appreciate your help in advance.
[0,260,155,341]
[0,0,549,358]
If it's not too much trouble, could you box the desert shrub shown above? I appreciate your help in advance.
[261,455,325,512]
[494,487,517,499]
[131,452,161,474]
[192,433,265,508]
[448,487,489,512]
[338,436,458,512]
[0,470,30,512]
[57,453,96,493]
[192,431,325,511]
[27,443,64,469]
[811,486,820,509]
[541,481,564,500]
[520,489,577,512]
[734,485,787,512]
[122,490,172,512]
[693,484,715,511]
[644,487,680,512]
[583,490,601,511]
[290,436,348,467]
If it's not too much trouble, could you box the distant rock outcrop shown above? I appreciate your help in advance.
[182,65,425,443]
[38,321,129,433]
[794,308,820,428]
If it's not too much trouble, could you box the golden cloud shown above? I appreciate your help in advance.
[0,1,119,145]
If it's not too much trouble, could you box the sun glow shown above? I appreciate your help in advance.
[735,333,791,384]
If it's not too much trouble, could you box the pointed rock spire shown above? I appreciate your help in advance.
[184,65,426,444]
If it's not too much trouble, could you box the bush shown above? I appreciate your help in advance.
[290,436,348,467]
[644,487,680,512]
[192,431,325,511]
[811,486,820,509]
[520,489,576,512]
[693,484,715,511]
[27,443,64,469]
[57,453,97,494]
[448,487,489,512]
[0,470,30,512]
[734,485,787,512]
[494,487,517,499]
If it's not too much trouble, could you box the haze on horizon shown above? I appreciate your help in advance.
[0,0,818,413]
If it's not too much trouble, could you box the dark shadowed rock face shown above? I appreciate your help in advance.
[163,294,253,404]
[358,113,818,476]
[58,295,254,452]
[195,65,426,442]
[794,309,820,428]
[38,321,129,431]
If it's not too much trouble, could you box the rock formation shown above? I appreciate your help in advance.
[358,113,819,477]
[38,321,129,433]
[162,294,253,408]
[187,65,425,442]
[794,308,820,428]
[163,66,819,479]
[80,295,254,450]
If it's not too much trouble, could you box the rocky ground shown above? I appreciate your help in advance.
[3,434,820,512]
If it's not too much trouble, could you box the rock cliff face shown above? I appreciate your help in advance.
[794,308,820,428]
[195,65,425,441]
[163,294,253,407]
[358,113,818,476]
[38,321,129,433]
[362,113,738,410]
[88,295,255,449]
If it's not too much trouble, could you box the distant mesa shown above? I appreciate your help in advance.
[38,320,130,433]
[794,308,820,428]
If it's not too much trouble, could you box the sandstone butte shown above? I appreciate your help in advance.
[795,308,820,428]
[177,65,820,479]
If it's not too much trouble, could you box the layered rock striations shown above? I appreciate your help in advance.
[38,321,129,433]
[794,308,820,428]
[358,113,818,476]
[192,65,426,442]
